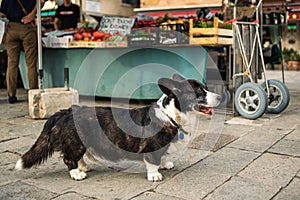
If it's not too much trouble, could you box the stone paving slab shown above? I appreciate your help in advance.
[52,192,97,200]
[0,181,58,200]
[0,118,45,142]
[272,177,300,200]
[237,153,300,198]
[131,191,185,200]
[155,147,260,199]
[285,126,300,140]
[190,133,237,152]
[0,151,65,187]
[225,117,263,127]
[228,126,293,153]
[0,137,36,154]
[268,138,300,157]
[220,123,256,138]
[205,153,300,200]
[204,176,273,200]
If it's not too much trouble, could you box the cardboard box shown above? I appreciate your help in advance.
[42,36,74,48]
[50,36,73,48]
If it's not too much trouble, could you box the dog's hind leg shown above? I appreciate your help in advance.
[62,141,87,181]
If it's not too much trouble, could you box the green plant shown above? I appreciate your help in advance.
[282,48,300,62]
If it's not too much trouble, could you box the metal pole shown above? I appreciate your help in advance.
[36,0,44,92]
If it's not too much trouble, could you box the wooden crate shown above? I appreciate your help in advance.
[105,41,128,48]
[68,41,86,48]
[189,18,233,46]
[85,41,106,48]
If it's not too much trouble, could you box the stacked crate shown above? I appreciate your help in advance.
[189,17,233,46]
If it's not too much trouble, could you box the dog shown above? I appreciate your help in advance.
[15,74,221,181]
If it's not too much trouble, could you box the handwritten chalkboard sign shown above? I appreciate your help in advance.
[99,16,135,35]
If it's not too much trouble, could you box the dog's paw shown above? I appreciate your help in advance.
[69,168,87,181]
[147,171,163,182]
[161,161,174,170]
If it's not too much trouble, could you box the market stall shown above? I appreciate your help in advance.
[19,45,208,99]
[19,11,234,99]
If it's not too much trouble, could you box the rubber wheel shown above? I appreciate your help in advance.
[261,79,290,114]
[234,82,268,120]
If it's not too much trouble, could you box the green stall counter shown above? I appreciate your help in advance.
[19,46,208,99]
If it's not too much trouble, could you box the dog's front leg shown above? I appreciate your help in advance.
[144,159,162,181]
[144,153,163,182]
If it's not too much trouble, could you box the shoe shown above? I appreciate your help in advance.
[8,96,17,104]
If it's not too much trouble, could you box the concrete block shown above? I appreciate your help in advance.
[28,88,79,119]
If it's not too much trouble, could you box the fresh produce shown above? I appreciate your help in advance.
[93,31,105,40]
[74,33,83,40]
[73,30,125,42]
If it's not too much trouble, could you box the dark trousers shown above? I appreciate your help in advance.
[6,22,38,97]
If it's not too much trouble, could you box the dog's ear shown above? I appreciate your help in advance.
[158,78,181,96]
[172,73,186,81]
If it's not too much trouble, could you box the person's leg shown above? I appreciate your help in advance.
[22,24,38,90]
[5,23,22,101]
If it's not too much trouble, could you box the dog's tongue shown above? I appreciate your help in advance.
[199,106,215,116]
[205,107,215,116]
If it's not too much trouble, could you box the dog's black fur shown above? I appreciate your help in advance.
[16,74,221,181]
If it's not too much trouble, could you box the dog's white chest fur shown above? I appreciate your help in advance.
[161,129,191,164]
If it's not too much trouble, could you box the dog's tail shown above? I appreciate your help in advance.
[15,109,71,170]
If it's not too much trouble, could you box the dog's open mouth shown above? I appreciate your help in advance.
[198,105,215,116]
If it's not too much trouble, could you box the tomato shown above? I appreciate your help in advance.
[74,33,83,40]
[93,31,105,40]
[82,32,92,39]
[104,33,112,40]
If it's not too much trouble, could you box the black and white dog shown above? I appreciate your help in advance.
[15,74,221,181]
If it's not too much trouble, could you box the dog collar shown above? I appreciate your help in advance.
[179,132,185,140]
[156,96,189,137]
[168,117,189,140]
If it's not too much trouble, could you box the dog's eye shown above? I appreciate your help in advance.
[196,87,206,96]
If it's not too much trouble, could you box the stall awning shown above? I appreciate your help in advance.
[288,5,300,20]
[134,4,222,18]
[262,4,300,21]
[136,10,197,18]
[134,9,221,18]
[288,12,300,20]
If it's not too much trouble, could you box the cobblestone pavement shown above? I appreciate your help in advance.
[0,70,299,200]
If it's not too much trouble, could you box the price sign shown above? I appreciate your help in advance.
[99,16,135,35]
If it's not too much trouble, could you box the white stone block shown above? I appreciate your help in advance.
[28,88,79,119]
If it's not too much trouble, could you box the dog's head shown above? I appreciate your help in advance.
[158,74,221,116]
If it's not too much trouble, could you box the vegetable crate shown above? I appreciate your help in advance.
[189,18,233,46]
